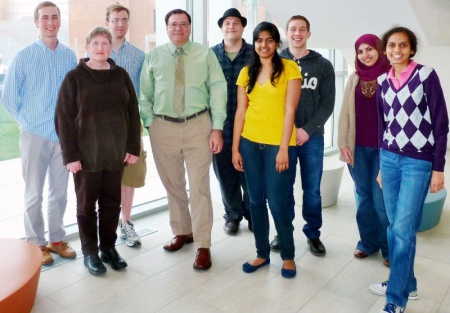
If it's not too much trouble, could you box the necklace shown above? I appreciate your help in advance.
[360,80,377,98]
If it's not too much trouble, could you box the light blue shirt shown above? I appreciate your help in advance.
[1,39,77,142]
[110,41,145,95]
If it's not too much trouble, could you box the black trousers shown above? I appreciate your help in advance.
[73,169,123,256]
[212,142,251,223]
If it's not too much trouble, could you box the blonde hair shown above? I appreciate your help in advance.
[86,27,112,45]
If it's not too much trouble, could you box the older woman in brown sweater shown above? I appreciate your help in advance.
[55,27,141,276]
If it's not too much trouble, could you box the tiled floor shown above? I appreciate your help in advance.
[5,152,450,313]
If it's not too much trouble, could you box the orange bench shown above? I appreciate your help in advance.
[0,238,41,313]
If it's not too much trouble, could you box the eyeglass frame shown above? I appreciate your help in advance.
[110,18,130,25]
[168,22,190,29]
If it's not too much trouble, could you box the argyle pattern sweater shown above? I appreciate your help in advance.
[377,64,448,171]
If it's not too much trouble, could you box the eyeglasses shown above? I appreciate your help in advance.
[168,22,189,29]
[110,18,129,25]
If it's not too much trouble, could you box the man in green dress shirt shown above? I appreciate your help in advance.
[139,9,227,270]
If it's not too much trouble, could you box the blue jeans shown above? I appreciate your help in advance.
[240,137,296,260]
[293,135,324,239]
[380,149,432,308]
[348,146,389,259]
[213,141,251,223]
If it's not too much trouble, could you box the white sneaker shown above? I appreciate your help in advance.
[120,221,141,247]
[370,281,418,300]
[379,302,405,313]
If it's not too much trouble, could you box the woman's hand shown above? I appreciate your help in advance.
[376,170,382,189]
[232,151,244,172]
[67,161,82,174]
[339,147,353,166]
[430,170,444,193]
[124,153,139,165]
[275,149,289,173]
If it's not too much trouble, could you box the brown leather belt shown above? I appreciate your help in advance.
[155,108,208,123]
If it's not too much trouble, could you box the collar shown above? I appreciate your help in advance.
[168,40,191,56]
[113,40,130,53]
[387,60,417,80]
[219,38,248,53]
[35,38,61,51]
[287,48,310,63]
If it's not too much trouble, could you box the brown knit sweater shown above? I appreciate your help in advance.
[55,58,141,172]
[337,73,358,165]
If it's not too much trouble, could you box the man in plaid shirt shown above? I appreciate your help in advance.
[211,8,253,235]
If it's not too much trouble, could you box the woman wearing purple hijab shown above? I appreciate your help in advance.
[338,34,391,266]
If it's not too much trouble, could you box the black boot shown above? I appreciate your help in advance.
[100,247,128,270]
[84,254,107,276]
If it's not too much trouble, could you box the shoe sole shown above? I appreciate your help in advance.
[124,239,142,247]
[223,229,239,235]
[47,247,77,259]
[163,237,194,252]
[193,263,212,270]
[83,260,106,276]
[310,250,326,257]
[369,288,418,300]
[120,233,142,247]
[42,259,54,265]
[125,240,141,247]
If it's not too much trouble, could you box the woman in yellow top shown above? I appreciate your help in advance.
[232,21,302,279]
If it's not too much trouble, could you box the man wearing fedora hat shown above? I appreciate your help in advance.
[212,8,253,235]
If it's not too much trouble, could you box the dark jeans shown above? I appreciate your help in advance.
[348,146,389,259]
[213,141,251,223]
[240,137,296,260]
[73,169,123,256]
[291,135,324,239]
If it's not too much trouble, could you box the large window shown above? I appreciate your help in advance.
[0,0,347,238]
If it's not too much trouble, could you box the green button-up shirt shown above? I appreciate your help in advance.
[139,40,227,130]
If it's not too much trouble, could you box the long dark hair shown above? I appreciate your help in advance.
[247,21,283,94]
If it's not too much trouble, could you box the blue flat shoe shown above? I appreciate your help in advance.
[281,266,296,279]
[242,258,270,273]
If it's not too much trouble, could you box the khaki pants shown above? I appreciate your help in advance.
[149,113,213,248]
[20,130,68,246]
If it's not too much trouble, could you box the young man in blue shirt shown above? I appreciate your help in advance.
[105,2,146,247]
[2,1,77,264]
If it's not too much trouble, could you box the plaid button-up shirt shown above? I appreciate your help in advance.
[211,39,252,144]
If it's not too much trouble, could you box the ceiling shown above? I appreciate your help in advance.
[258,0,450,49]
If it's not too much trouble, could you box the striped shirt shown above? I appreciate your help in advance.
[2,39,77,142]
[109,41,145,95]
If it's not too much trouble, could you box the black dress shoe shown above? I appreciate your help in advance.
[100,248,128,270]
[270,235,280,252]
[223,220,239,234]
[84,254,107,276]
[307,238,326,256]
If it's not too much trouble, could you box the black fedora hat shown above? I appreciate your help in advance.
[217,8,247,28]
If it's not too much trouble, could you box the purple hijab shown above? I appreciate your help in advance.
[354,34,390,81]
